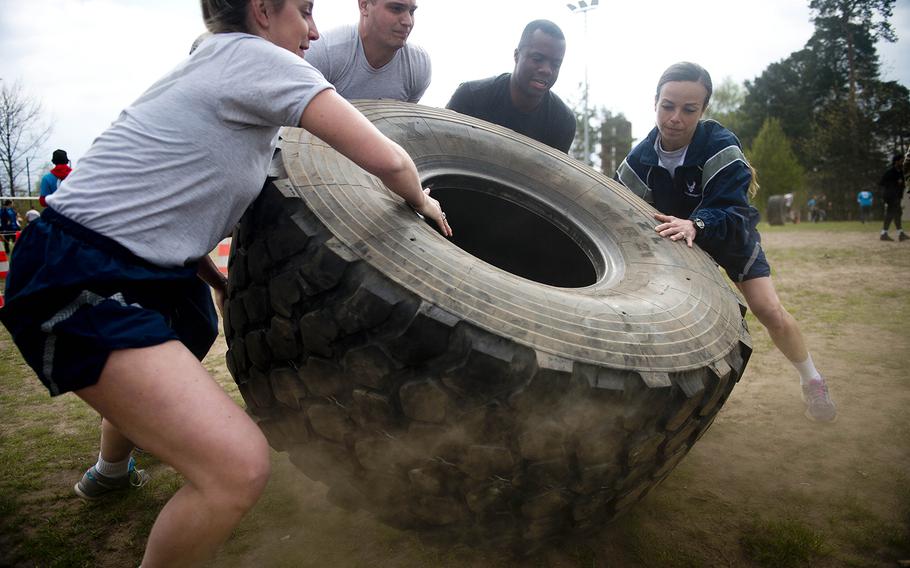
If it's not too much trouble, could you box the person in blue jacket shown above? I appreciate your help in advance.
[616,62,836,422]
[39,149,72,207]
[856,189,873,223]
[0,199,21,253]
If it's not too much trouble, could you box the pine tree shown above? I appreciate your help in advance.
[748,118,807,217]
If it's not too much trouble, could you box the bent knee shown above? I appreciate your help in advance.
[753,303,789,331]
[236,455,271,507]
[209,431,271,509]
[233,434,271,494]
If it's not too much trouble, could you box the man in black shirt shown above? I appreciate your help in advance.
[446,20,576,153]
[879,153,906,241]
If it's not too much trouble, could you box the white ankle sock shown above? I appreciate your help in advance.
[95,454,131,477]
[793,354,821,384]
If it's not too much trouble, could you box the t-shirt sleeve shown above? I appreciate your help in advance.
[555,114,576,154]
[304,38,333,82]
[408,48,432,103]
[446,83,474,114]
[217,38,334,129]
[550,104,576,153]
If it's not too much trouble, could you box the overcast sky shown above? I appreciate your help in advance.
[1,0,908,179]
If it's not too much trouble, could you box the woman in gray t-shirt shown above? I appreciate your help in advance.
[0,1,450,565]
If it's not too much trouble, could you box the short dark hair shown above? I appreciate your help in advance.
[52,149,68,165]
[518,19,565,50]
[655,62,713,108]
[200,0,286,34]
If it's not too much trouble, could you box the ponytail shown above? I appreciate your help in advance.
[747,163,759,200]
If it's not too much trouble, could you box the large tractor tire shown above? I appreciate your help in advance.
[224,101,752,547]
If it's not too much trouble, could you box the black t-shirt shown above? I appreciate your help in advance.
[880,165,905,202]
[446,73,576,153]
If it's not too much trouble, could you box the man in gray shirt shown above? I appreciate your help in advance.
[306,0,431,102]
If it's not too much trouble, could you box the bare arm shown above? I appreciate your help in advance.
[300,90,452,237]
[197,255,227,317]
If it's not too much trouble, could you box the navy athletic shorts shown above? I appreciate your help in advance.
[0,208,218,396]
[711,232,772,283]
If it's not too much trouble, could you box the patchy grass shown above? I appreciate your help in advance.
[610,511,706,568]
[741,517,828,567]
[0,333,180,567]
[829,478,910,564]
[2,225,909,567]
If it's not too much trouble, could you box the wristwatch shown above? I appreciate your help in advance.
[693,217,705,234]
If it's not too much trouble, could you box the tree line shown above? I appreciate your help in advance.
[3,0,906,214]
[577,0,907,220]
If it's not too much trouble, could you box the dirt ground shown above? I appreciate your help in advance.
[1,225,908,567]
[206,227,910,567]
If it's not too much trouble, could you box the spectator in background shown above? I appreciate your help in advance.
[446,20,576,153]
[783,192,800,223]
[39,149,72,207]
[305,0,430,102]
[0,199,20,253]
[857,188,873,224]
[879,153,906,241]
[815,194,828,222]
[807,194,827,222]
[25,208,41,224]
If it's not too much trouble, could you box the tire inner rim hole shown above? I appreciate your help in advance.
[425,175,598,288]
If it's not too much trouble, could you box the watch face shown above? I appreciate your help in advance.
[695,218,705,230]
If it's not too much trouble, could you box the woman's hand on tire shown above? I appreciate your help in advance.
[654,213,695,247]
[414,187,452,237]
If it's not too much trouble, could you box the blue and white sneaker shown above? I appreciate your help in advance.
[74,458,150,500]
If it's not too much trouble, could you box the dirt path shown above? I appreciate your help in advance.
[1,226,907,567]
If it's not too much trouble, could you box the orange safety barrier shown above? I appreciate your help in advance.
[0,249,8,279]
[214,238,231,275]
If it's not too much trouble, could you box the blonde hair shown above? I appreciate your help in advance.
[747,163,760,200]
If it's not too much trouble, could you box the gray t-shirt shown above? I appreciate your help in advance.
[306,24,431,102]
[49,33,333,267]
[655,138,688,179]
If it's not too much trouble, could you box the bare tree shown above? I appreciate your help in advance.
[0,79,51,196]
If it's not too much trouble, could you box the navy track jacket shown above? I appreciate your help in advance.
[615,120,761,273]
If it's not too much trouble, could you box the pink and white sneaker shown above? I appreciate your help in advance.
[801,377,837,422]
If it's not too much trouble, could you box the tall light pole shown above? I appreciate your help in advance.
[566,0,599,166]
